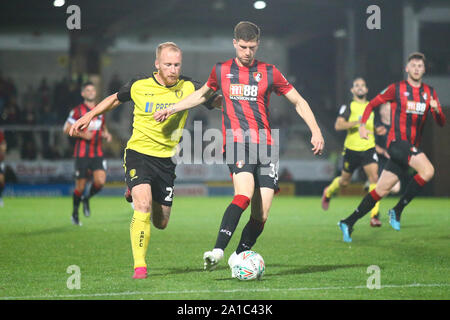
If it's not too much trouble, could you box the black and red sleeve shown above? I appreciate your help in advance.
[361,83,396,124]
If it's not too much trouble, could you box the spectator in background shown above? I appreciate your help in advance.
[20,139,38,160]
[1,97,21,150]
[20,100,37,146]
[22,84,37,111]
[39,103,59,159]
[53,77,70,122]
[38,77,51,109]
[0,72,17,116]
[1,97,20,124]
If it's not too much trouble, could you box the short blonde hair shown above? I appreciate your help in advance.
[156,42,182,59]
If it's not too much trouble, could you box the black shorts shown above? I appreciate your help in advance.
[224,143,279,192]
[124,149,176,207]
[74,157,107,179]
[342,147,378,173]
[384,140,422,177]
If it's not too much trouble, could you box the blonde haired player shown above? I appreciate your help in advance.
[70,42,221,278]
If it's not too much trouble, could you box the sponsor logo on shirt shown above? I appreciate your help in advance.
[253,72,263,82]
[229,84,258,101]
[406,101,426,115]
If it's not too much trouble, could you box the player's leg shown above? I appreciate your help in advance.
[323,149,356,210]
[204,171,254,270]
[149,173,175,230]
[390,152,434,224]
[150,201,171,230]
[228,187,273,277]
[338,168,399,242]
[72,178,87,226]
[228,155,278,269]
[124,149,159,278]
[235,187,273,254]
[129,183,152,279]
[363,162,381,226]
[322,170,352,210]
[82,159,107,217]
[90,169,106,197]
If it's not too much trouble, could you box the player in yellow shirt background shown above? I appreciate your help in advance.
[70,42,221,279]
[321,77,382,227]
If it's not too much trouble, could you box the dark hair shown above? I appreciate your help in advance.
[81,81,95,90]
[407,52,426,63]
[352,77,366,85]
[234,21,260,42]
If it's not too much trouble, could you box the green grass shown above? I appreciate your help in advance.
[0,196,449,300]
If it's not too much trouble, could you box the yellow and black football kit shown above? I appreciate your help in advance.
[338,100,377,173]
[324,100,379,218]
[118,72,215,206]
[118,72,216,271]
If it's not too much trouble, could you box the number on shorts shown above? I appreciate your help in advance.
[269,162,279,181]
[165,187,174,202]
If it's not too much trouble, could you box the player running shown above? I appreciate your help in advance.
[154,22,324,273]
[70,42,221,279]
[338,52,446,242]
[321,77,382,227]
[64,82,112,226]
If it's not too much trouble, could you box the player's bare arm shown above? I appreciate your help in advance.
[284,88,324,155]
[153,84,216,122]
[375,125,387,136]
[69,93,121,136]
[359,123,369,140]
[64,121,93,140]
[335,116,360,131]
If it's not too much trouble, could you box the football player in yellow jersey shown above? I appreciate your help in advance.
[70,42,221,279]
[321,77,382,227]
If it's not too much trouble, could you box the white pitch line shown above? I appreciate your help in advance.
[1,283,449,300]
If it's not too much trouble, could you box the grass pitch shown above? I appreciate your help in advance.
[0,196,449,300]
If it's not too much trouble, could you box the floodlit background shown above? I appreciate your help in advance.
[0,0,449,197]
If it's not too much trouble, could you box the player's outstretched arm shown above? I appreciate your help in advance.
[335,117,360,131]
[64,121,93,140]
[284,88,324,156]
[154,84,216,122]
[69,93,121,137]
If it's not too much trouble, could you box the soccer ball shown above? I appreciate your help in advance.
[232,251,265,280]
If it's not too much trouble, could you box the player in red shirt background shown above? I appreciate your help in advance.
[154,21,324,273]
[63,82,112,226]
[338,52,446,242]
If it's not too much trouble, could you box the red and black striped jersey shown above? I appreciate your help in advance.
[66,103,105,158]
[361,80,446,148]
[207,58,293,146]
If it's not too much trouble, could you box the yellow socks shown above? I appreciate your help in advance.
[369,184,380,218]
[326,176,341,198]
[130,210,151,269]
